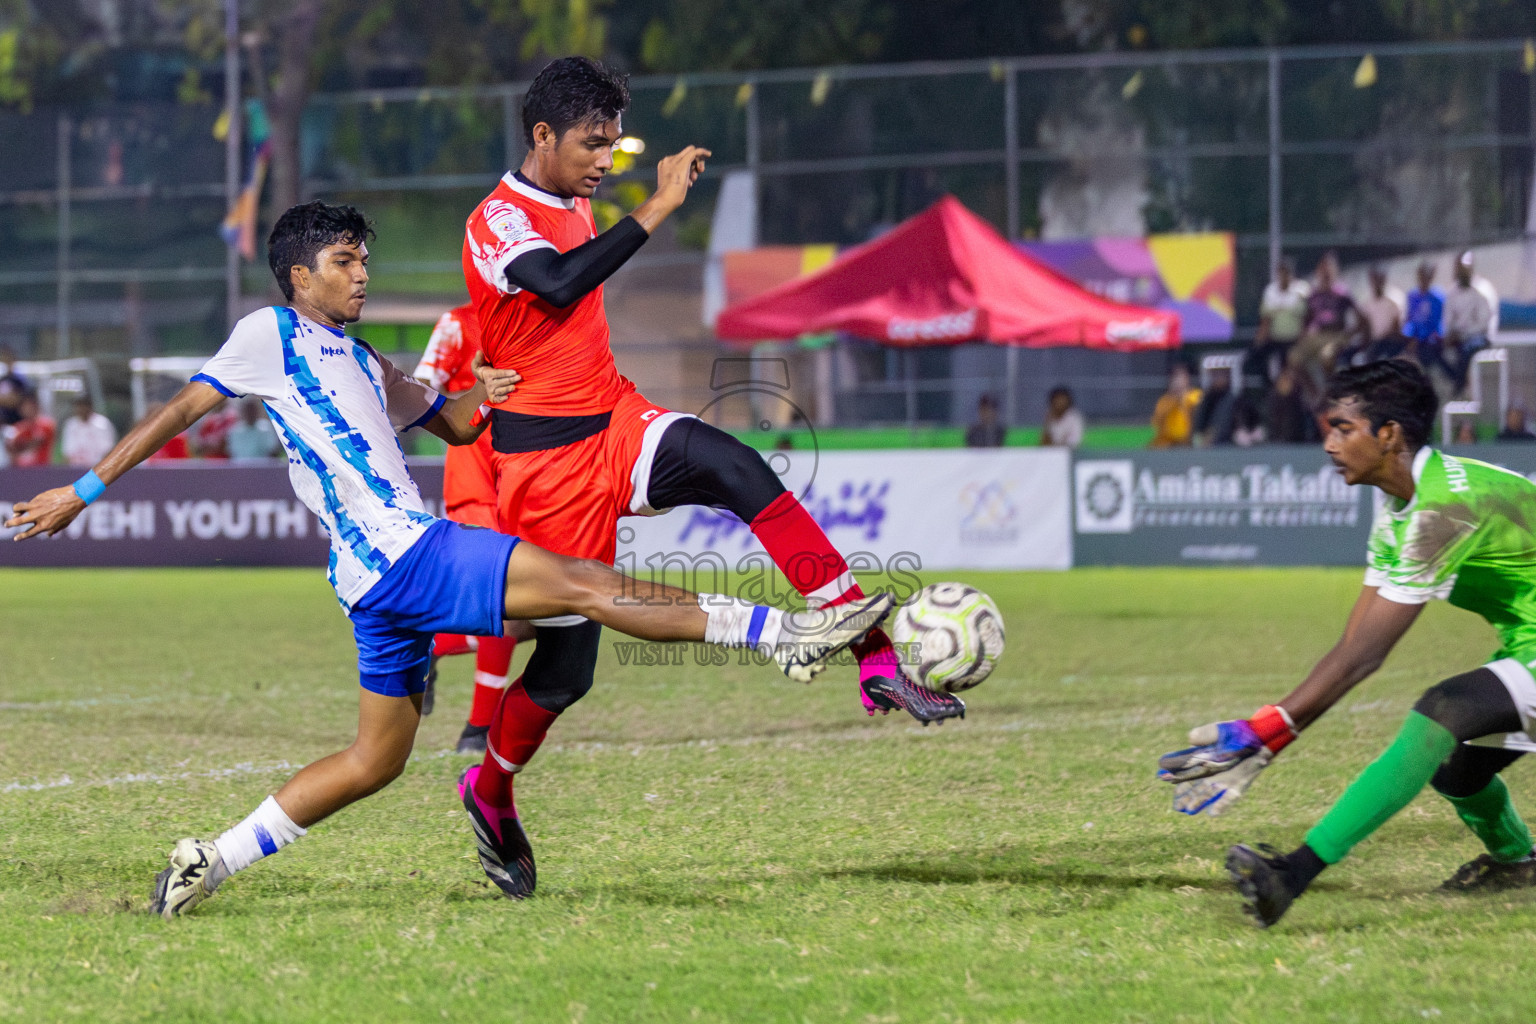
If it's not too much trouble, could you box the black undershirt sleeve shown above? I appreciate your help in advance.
[502,216,649,308]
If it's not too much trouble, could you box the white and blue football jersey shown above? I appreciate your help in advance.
[194,306,446,612]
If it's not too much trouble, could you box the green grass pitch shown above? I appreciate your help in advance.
[2,566,1534,1022]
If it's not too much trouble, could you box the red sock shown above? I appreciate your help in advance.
[432,633,476,658]
[468,635,517,728]
[751,491,862,605]
[750,491,896,678]
[475,676,558,809]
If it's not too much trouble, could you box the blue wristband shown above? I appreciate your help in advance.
[72,470,107,506]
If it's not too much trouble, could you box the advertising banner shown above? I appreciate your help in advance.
[1072,447,1372,566]
[3,449,1073,575]
[0,462,444,568]
[618,449,1072,576]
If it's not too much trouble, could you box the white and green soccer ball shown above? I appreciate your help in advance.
[890,583,1005,693]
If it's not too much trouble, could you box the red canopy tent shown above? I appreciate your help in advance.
[715,196,1180,350]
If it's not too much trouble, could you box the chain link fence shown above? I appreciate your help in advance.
[2,39,1532,429]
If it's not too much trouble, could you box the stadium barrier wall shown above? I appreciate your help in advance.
[0,462,443,568]
[615,449,1072,575]
[0,449,1074,573]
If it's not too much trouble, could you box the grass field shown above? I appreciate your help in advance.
[3,567,1535,1023]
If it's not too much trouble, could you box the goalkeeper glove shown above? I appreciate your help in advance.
[1157,704,1296,782]
[1171,749,1272,816]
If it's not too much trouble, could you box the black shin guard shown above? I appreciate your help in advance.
[521,620,602,714]
[1412,668,1525,798]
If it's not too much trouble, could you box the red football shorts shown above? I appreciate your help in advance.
[443,429,499,531]
[491,391,694,562]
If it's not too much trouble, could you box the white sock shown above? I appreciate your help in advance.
[700,595,785,650]
[209,795,307,889]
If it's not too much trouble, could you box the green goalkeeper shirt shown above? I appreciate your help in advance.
[1366,446,1536,662]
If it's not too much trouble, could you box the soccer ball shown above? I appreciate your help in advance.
[889,583,1005,693]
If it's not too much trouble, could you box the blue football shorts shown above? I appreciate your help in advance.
[350,519,520,697]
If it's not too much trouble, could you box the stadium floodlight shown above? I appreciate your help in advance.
[617,137,645,155]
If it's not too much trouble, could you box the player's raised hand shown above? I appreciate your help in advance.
[6,487,88,541]
[472,352,521,404]
[654,146,711,201]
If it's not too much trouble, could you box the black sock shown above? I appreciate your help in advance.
[1280,843,1328,896]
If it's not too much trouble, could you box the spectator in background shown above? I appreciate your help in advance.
[1291,252,1359,392]
[1404,261,1444,364]
[965,393,1005,448]
[1251,257,1310,391]
[1150,364,1201,448]
[227,397,279,460]
[1194,366,1238,446]
[1040,385,1084,448]
[193,401,240,458]
[0,346,33,427]
[60,394,116,466]
[143,402,191,462]
[1442,251,1494,396]
[4,393,55,466]
[1497,406,1536,442]
[1264,366,1318,444]
[1354,265,1406,363]
[1453,419,1479,445]
[1232,395,1267,447]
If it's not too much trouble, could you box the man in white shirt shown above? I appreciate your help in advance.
[1443,251,1494,395]
[60,395,117,467]
[5,201,893,919]
[1040,386,1084,448]
[1251,258,1311,389]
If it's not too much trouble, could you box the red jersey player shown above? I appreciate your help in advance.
[413,303,529,754]
[459,58,964,900]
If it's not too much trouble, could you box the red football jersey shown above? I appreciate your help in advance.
[463,173,633,416]
[414,303,481,394]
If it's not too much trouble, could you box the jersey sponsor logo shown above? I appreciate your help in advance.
[321,344,347,358]
[467,200,540,289]
[483,200,538,246]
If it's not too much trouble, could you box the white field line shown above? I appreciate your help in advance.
[0,695,171,711]
[0,680,1419,798]
[0,695,1417,798]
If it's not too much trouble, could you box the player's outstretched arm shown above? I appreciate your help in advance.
[422,355,519,446]
[1274,586,1422,729]
[1157,587,1421,815]
[6,381,224,541]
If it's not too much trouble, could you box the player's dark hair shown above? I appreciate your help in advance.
[521,57,630,148]
[267,202,374,302]
[1324,359,1438,450]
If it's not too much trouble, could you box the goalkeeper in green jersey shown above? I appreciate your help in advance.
[1158,359,1536,928]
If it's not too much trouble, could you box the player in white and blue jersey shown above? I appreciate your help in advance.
[5,202,894,918]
